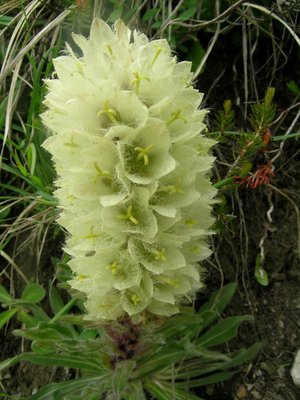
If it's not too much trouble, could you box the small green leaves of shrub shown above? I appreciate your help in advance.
[22,283,46,303]
[0,283,47,331]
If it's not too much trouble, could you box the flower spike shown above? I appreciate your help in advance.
[41,18,216,321]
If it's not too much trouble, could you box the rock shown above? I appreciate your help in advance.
[291,350,300,387]
[235,385,247,399]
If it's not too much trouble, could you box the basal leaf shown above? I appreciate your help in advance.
[175,370,237,389]
[196,316,253,348]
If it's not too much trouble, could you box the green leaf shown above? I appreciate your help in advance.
[0,308,18,330]
[26,303,50,321]
[287,80,300,95]
[170,343,261,380]
[0,206,11,220]
[156,308,205,339]
[14,150,28,177]
[0,97,8,131]
[14,321,76,342]
[0,355,20,372]
[145,381,202,400]
[0,285,12,303]
[196,315,253,348]
[198,283,237,328]
[136,343,187,378]
[20,353,106,372]
[0,351,107,375]
[22,283,46,303]
[108,7,123,22]
[27,375,110,400]
[17,309,40,328]
[124,381,147,400]
[26,143,37,176]
[142,8,158,21]
[49,285,65,315]
[254,254,269,286]
[221,342,262,370]
[186,40,205,72]
[175,370,237,388]
[79,328,98,340]
[178,7,197,20]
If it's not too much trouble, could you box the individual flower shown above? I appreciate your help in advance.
[42,18,217,321]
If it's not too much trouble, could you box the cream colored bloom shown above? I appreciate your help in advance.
[42,18,217,321]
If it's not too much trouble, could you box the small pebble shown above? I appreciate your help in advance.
[251,389,262,399]
[291,349,300,387]
[236,385,247,399]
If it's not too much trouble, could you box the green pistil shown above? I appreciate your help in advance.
[166,110,187,126]
[131,294,140,306]
[185,218,198,226]
[150,45,164,67]
[106,44,113,56]
[130,71,150,94]
[97,101,120,124]
[106,261,121,276]
[153,248,166,262]
[169,278,179,288]
[117,205,139,225]
[63,137,78,148]
[157,184,184,195]
[134,144,154,165]
[93,163,112,183]
[76,274,88,281]
[83,226,102,239]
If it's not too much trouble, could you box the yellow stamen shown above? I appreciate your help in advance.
[130,71,150,94]
[93,163,112,183]
[157,184,184,195]
[153,248,166,262]
[150,45,166,67]
[131,294,140,306]
[166,110,187,126]
[106,261,120,275]
[106,44,113,56]
[83,226,102,239]
[63,137,78,148]
[169,279,179,288]
[97,101,120,124]
[134,144,154,166]
[77,274,88,281]
[185,218,198,226]
[117,205,139,225]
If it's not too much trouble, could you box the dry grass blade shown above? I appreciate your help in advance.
[0,250,29,284]
[0,0,20,13]
[0,8,73,84]
[242,2,300,47]
[0,60,22,164]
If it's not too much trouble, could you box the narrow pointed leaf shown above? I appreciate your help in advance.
[175,370,237,389]
[0,285,12,303]
[27,375,110,400]
[198,283,237,328]
[0,308,18,330]
[196,315,253,348]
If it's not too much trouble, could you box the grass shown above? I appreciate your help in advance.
[0,0,299,398]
